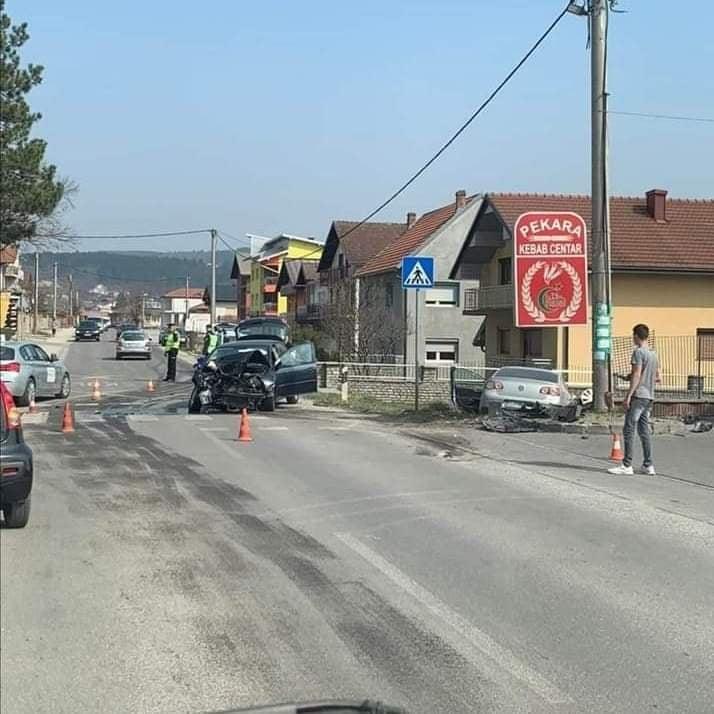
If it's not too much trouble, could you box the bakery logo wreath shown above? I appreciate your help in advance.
[520,260,583,323]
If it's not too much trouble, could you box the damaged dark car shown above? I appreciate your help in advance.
[189,338,317,414]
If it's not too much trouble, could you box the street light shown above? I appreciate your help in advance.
[566,1,589,16]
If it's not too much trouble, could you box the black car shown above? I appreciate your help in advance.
[236,317,290,344]
[0,385,33,528]
[189,338,317,413]
[75,319,102,341]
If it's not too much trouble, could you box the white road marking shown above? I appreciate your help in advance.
[75,414,105,423]
[127,415,159,422]
[20,412,49,425]
[185,414,212,421]
[199,427,229,432]
[318,426,350,431]
[261,426,289,431]
[200,429,246,459]
[336,532,570,705]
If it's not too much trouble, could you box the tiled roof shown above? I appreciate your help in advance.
[488,193,714,272]
[318,221,407,272]
[162,287,204,299]
[356,196,477,277]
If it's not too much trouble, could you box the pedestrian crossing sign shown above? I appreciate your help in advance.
[401,256,435,289]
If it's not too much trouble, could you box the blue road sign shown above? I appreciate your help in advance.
[401,256,435,289]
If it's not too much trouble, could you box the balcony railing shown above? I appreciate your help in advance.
[463,284,513,313]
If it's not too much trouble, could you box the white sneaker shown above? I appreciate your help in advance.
[640,465,656,475]
[608,464,634,475]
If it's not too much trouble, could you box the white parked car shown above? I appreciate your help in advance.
[115,331,152,360]
[480,366,572,414]
[0,340,72,406]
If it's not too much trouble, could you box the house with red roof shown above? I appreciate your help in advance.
[449,189,714,389]
[160,286,205,329]
[354,190,485,364]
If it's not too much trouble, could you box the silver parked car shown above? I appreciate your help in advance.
[479,366,571,414]
[115,330,152,360]
[0,340,72,406]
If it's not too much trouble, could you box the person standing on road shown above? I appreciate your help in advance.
[163,322,180,382]
[609,324,660,476]
[202,324,219,356]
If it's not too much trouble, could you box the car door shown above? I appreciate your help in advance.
[19,345,47,395]
[32,344,59,395]
[274,342,317,397]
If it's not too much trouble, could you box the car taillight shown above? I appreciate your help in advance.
[0,362,20,373]
[486,380,504,390]
[539,386,561,396]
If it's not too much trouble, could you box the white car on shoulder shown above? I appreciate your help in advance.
[0,340,71,406]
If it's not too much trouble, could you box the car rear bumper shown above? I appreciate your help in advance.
[0,444,33,505]
[480,392,559,412]
[0,373,26,397]
[76,334,100,340]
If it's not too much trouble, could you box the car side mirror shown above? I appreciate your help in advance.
[50,353,59,362]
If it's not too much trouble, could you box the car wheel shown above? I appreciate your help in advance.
[3,497,31,528]
[259,395,275,412]
[188,387,202,414]
[286,395,299,405]
[55,373,71,399]
[17,378,36,407]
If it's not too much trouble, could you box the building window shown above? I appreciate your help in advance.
[424,283,459,306]
[522,329,543,358]
[425,340,459,364]
[497,327,510,355]
[498,257,512,286]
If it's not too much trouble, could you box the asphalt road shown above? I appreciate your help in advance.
[2,333,713,713]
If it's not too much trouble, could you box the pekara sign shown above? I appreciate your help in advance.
[513,211,588,327]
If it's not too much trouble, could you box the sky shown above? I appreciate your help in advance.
[15,0,714,252]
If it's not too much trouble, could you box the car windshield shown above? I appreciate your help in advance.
[0,346,15,361]
[121,332,144,341]
[213,344,270,362]
[496,367,560,384]
[78,321,97,329]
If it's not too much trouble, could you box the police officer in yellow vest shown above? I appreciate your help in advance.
[203,324,219,356]
[163,322,181,382]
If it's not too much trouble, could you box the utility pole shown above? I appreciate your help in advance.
[141,293,146,328]
[185,274,190,329]
[33,252,39,334]
[52,261,58,324]
[590,0,611,412]
[210,228,217,326]
[68,274,74,323]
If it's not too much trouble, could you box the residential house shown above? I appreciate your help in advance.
[202,283,240,322]
[230,252,252,320]
[249,234,324,316]
[0,244,23,334]
[354,190,484,365]
[160,286,204,328]
[449,189,714,389]
[276,259,319,323]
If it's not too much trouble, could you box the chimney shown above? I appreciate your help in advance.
[455,189,467,213]
[406,211,417,229]
[646,189,667,222]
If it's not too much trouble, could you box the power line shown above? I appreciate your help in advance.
[43,229,212,240]
[607,109,714,124]
[285,2,572,263]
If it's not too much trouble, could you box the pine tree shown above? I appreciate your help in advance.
[0,0,65,246]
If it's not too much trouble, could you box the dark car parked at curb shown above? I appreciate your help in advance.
[189,337,317,413]
[75,319,102,341]
[0,382,33,528]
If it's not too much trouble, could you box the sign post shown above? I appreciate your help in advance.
[401,256,435,412]
[514,212,588,330]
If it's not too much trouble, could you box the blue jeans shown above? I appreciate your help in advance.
[623,397,653,467]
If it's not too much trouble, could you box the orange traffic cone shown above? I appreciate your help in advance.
[91,379,101,401]
[147,379,156,393]
[237,408,253,442]
[61,401,75,433]
[609,433,625,461]
[29,395,39,414]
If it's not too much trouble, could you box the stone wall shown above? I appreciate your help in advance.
[348,376,451,406]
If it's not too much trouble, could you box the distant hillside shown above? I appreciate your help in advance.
[20,250,246,296]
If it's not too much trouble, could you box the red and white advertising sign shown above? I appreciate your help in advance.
[514,211,588,327]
